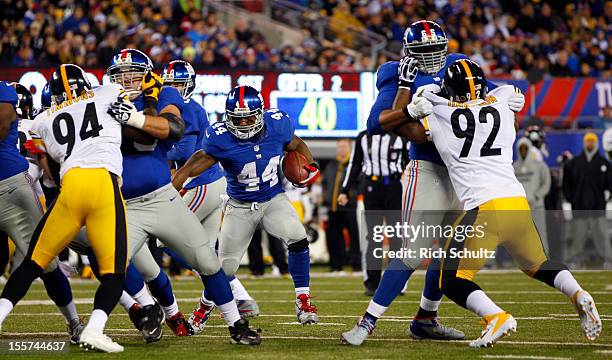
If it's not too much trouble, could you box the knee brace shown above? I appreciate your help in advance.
[288,239,309,253]
[440,271,482,309]
[532,260,568,288]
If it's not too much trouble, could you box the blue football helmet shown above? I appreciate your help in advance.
[107,48,153,99]
[162,60,196,99]
[403,20,448,75]
[225,85,264,140]
[41,82,52,109]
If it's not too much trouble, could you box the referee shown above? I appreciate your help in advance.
[338,129,409,295]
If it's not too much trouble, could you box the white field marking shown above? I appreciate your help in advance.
[275,322,345,326]
[13,298,612,306]
[593,350,612,354]
[3,332,612,348]
[606,285,612,290]
[480,356,572,360]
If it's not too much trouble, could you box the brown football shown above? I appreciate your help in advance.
[282,151,309,184]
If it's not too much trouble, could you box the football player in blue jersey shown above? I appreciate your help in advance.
[172,85,320,325]
[106,49,261,345]
[162,61,260,333]
[341,20,526,345]
[0,81,83,342]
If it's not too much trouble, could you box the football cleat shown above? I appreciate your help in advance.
[79,326,124,353]
[408,318,465,340]
[572,290,602,341]
[166,312,195,337]
[237,299,260,319]
[140,303,164,343]
[229,318,261,345]
[341,317,376,346]
[67,318,85,345]
[469,312,516,348]
[295,294,318,325]
[128,303,144,331]
[188,299,215,335]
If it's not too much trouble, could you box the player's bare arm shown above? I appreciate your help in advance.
[284,134,315,165]
[171,149,218,190]
[0,102,17,140]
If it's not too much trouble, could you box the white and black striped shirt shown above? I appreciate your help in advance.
[341,130,409,193]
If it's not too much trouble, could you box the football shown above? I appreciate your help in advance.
[282,150,309,184]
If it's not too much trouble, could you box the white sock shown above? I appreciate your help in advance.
[365,300,387,319]
[0,298,14,324]
[230,278,253,301]
[86,309,108,333]
[466,290,504,317]
[218,300,241,326]
[200,293,215,307]
[58,301,79,323]
[554,270,582,299]
[162,298,179,318]
[133,286,155,307]
[119,291,137,311]
[295,287,310,297]
[419,294,441,312]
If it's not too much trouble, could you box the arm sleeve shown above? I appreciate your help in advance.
[279,110,295,147]
[158,87,185,113]
[167,134,198,162]
[0,82,18,105]
[341,132,365,194]
[367,86,397,135]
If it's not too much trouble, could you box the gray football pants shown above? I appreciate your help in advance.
[0,172,58,273]
[181,177,227,246]
[399,160,461,269]
[126,183,220,276]
[218,192,307,276]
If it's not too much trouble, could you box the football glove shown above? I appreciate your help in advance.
[406,95,433,119]
[398,56,419,89]
[107,98,146,129]
[508,90,525,113]
[141,71,164,103]
[295,162,320,188]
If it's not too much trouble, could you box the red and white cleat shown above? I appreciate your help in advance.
[166,312,194,337]
[188,299,215,335]
[295,294,318,325]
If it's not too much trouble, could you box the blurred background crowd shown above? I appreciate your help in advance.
[1,0,610,78]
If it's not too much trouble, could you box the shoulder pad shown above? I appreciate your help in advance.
[376,61,399,89]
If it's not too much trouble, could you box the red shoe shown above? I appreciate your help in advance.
[188,299,215,335]
[295,294,319,325]
[166,312,195,336]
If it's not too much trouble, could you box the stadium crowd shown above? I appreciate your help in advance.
[1,0,610,77]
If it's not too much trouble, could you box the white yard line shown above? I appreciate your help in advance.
[480,356,572,360]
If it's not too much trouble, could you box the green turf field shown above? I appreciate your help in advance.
[1,270,610,359]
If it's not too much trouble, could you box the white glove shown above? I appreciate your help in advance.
[398,56,419,89]
[406,96,433,119]
[107,98,146,129]
[508,91,525,113]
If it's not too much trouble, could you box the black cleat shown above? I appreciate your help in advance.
[140,303,165,343]
[229,319,261,345]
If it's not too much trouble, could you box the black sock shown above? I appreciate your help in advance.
[1,259,43,305]
[94,274,125,315]
[415,307,437,319]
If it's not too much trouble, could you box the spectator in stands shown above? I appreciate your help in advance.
[562,132,612,269]
[514,138,551,253]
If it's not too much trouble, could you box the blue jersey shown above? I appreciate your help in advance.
[202,109,294,202]
[0,82,28,181]
[367,53,498,166]
[121,86,185,199]
[168,98,223,189]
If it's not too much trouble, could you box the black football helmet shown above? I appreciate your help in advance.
[442,59,487,103]
[12,83,33,120]
[49,64,92,104]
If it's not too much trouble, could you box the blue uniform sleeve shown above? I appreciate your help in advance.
[157,86,185,113]
[0,82,18,106]
[201,127,222,159]
[267,110,294,147]
[167,134,197,162]
[367,62,400,135]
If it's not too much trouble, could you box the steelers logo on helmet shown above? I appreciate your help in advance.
[11,82,34,120]
[403,20,448,75]
[49,64,92,105]
[162,60,196,100]
[442,59,487,103]
[107,48,153,100]
[225,85,264,140]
